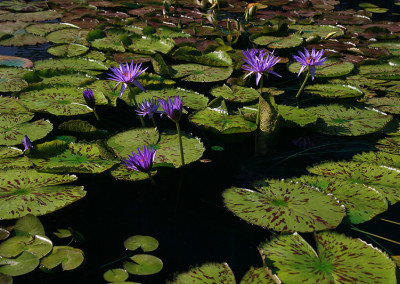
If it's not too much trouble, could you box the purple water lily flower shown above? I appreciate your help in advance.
[293,48,327,80]
[123,145,157,173]
[136,98,161,119]
[82,88,95,108]
[21,135,33,152]
[107,61,148,98]
[241,48,281,85]
[160,96,182,123]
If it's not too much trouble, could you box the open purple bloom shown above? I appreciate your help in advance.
[136,98,161,119]
[241,48,281,85]
[123,145,156,173]
[107,61,148,98]
[21,135,33,152]
[160,96,182,123]
[83,88,95,108]
[293,48,327,80]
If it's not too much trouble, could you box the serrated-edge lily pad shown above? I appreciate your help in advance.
[305,104,392,136]
[305,84,364,99]
[40,246,84,271]
[294,175,388,224]
[375,136,400,155]
[252,33,303,49]
[0,168,85,220]
[210,84,259,103]
[308,160,400,204]
[278,105,318,128]
[223,179,345,232]
[352,151,400,169]
[30,142,118,174]
[123,254,163,276]
[260,231,396,284]
[124,235,159,252]
[171,262,236,284]
[0,119,53,146]
[156,131,205,168]
[0,234,52,258]
[0,251,39,276]
[240,266,280,284]
[0,146,23,158]
[170,64,233,83]
[0,96,30,114]
[289,58,354,78]
[365,96,400,114]
[104,268,129,282]
[189,108,257,134]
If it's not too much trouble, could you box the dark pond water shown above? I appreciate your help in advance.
[1,0,400,283]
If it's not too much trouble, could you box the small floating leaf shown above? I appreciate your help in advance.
[0,251,39,276]
[123,254,163,275]
[14,214,45,236]
[40,246,84,271]
[223,179,345,232]
[124,235,159,252]
[104,268,129,282]
[0,235,52,258]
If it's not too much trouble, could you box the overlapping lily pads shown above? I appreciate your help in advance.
[305,104,392,136]
[210,84,259,103]
[260,231,396,283]
[252,33,303,49]
[223,179,345,232]
[0,67,29,92]
[0,119,52,146]
[45,28,89,45]
[0,168,85,220]
[127,35,175,54]
[47,43,89,57]
[170,64,233,82]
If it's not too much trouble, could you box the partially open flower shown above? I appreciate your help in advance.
[107,61,148,98]
[160,96,183,123]
[123,145,156,173]
[83,88,95,108]
[21,135,33,152]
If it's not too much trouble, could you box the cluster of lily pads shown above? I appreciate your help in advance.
[0,0,400,282]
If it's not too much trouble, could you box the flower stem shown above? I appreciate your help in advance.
[256,76,264,127]
[128,85,145,127]
[295,70,310,98]
[151,117,157,129]
[148,172,156,186]
[93,107,100,121]
[176,121,185,167]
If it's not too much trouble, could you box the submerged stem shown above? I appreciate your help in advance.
[151,117,157,129]
[295,70,310,98]
[93,107,100,121]
[256,76,264,127]
[377,218,400,226]
[176,121,185,167]
[351,226,400,246]
[148,172,156,186]
[128,85,145,127]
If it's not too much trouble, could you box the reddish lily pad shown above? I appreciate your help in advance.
[0,55,33,68]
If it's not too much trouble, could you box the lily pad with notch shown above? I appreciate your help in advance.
[305,104,392,136]
[223,179,346,232]
[259,231,396,283]
[123,254,163,276]
[124,235,159,252]
[0,251,39,276]
[40,246,84,271]
[0,168,85,220]
[103,268,129,282]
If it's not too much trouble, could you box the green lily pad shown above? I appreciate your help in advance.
[0,156,32,169]
[32,73,96,87]
[365,7,388,13]
[127,35,175,54]
[53,229,71,239]
[47,43,89,57]
[252,33,303,49]
[104,268,129,282]
[110,164,157,181]
[0,251,39,276]
[0,32,48,46]
[369,42,400,56]
[170,64,233,82]
[34,58,108,73]
[0,67,29,92]
[173,47,232,67]
[0,146,23,158]
[365,96,400,114]
[58,119,110,140]
[156,26,190,39]
[124,235,159,252]
[40,246,84,270]
[240,266,280,284]
[288,58,354,78]
[375,136,400,154]
[0,10,61,22]
[123,254,163,275]
[171,262,235,284]
[14,214,45,236]
[30,142,118,174]
[0,235,52,258]
[25,22,79,36]
[223,179,345,232]
[308,160,400,204]
[156,131,205,168]
[0,119,53,146]
[189,108,257,134]
[260,231,396,284]
[86,79,120,107]
[290,24,344,39]
[353,151,400,169]
[305,104,392,136]
[106,128,159,159]
[45,28,89,45]
[278,105,318,128]
[0,96,29,114]
[210,84,259,103]
[18,86,107,116]
[294,175,387,224]
[0,168,85,220]
[90,34,125,52]
[304,84,364,99]
[358,60,400,80]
